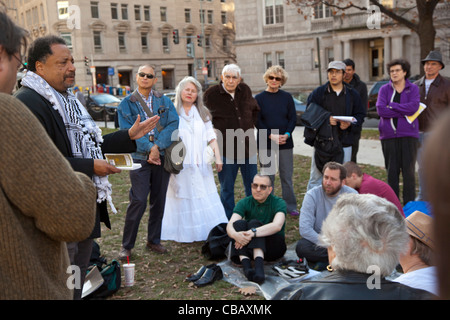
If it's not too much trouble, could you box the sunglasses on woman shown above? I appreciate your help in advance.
[138,72,156,79]
[268,76,282,81]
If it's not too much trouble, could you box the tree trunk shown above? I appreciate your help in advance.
[416,0,439,75]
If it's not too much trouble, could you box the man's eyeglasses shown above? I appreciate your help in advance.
[138,72,156,79]
[268,76,282,82]
[251,183,270,191]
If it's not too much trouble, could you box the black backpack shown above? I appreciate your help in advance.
[201,223,231,260]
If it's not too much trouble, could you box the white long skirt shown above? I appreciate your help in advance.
[161,164,228,243]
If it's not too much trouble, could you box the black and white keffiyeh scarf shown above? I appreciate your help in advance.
[21,71,117,213]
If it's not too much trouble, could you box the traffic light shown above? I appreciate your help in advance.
[206,60,211,71]
[173,29,179,44]
[197,34,203,47]
[84,56,90,67]
[186,43,194,58]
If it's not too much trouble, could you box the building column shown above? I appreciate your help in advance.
[343,40,351,60]
[384,36,391,73]
[333,39,343,61]
[391,35,403,60]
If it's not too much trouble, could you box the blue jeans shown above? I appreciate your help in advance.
[218,155,257,219]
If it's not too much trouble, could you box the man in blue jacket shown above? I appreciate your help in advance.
[118,65,179,258]
[305,61,365,191]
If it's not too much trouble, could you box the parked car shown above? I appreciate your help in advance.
[367,80,388,119]
[164,92,176,103]
[86,93,121,121]
[294,98,307,126]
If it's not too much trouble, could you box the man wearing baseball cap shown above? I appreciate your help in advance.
[305,60,365,190]
[394,211,438,296]
[415,51,450,201]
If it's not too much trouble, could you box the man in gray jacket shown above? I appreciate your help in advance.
[295,162,357,270]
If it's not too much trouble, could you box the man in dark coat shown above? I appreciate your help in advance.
[15,35,158,299]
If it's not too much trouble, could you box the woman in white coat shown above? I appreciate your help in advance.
[161,77,228,242]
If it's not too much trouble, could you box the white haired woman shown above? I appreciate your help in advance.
[161,76,228,242]
[272,193,436,300]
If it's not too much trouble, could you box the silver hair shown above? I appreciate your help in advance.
[222,64,241,77]
[174,76,211,122]
[319,193,409,277]
[137,64,156,74]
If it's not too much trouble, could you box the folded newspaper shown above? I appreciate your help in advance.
[406,103,427,124]
[332,116,357,123]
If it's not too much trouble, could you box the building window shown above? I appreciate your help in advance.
[144,6,150,21]
[135,5,141,21]
[221,11,227,24]
[264,0,283,25]
[141,33,148,52]
[276,52,285,69]
[160,7,167,22]
[60,32,72,50]
[57,1,69,20]
[199,9,205,24]
[205,35,211,49]
[326,47,334,63]
[118,32,126,52]
[121,4,128,20]
[264,52,272,70]
[111,3,118,20]
[313,3,332,19]
[93,31,102,52]
[185,9,191,23]
[90,1,99,19]
[207,10,213,24]
[162,33,170,53]
[311,49,319,69]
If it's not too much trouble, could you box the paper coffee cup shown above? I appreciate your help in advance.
[123,263,135,287]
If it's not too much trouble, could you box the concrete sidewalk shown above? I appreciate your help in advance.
[292,126,385,168]
[97,121,386,168]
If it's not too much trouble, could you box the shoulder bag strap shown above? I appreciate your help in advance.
[132,90,164,132]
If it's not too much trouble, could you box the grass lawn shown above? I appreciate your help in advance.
[95,127,402,300]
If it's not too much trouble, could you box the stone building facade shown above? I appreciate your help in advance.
[6,0,236,92]
[233,0,450,95]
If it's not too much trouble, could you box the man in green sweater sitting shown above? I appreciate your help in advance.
[226,174,287,284]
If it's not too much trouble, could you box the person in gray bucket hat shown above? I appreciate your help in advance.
[421,50,445,69]
[414,51,450,201]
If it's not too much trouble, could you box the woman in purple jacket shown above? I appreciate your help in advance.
[376,59,420,205]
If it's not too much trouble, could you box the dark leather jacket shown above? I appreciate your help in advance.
[414,74,450,132]
[272,270,436,300]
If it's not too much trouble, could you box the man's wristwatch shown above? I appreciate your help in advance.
[251,228,257,237]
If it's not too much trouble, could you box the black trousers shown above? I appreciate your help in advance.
[295,238,328,263]
[230,219,286,264]
[122,158,170,249]
[381,137,418,205]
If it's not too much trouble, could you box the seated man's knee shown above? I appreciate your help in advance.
[233,219,248,232]
[248,219,263,229]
